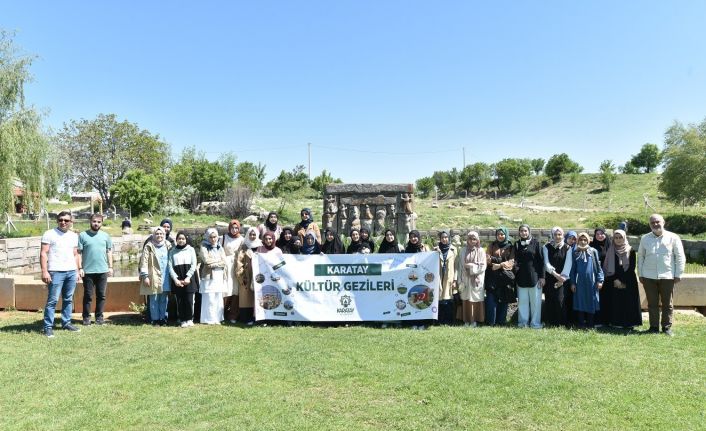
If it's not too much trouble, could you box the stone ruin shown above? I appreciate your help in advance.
[322,184,416,238]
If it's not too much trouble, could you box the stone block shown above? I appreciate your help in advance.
[0,277,15,309]
[326,184,413,194]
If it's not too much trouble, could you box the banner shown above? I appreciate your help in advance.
[253,252,440,322]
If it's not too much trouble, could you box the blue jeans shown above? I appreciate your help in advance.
[43,270,78,329]
[149,293,169,321]
[517,283,543,329]
[485,291,509,325]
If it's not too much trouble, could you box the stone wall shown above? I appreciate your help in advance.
[323,183,416,238]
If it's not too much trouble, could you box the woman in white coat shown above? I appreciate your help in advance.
[199,228,228,324]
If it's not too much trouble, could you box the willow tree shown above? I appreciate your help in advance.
[0,31,57,213]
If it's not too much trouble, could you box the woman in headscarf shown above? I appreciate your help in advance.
[604,229,642,330]
[199,228,227,324]
[378,229,404,253]
[434,230,459,325]
[567,232,604,329]
[294,208,322,244]
[222,219,243,323]
[562,230,578,325]
[258,211,283,241]
[300,231,322,255]
[514,224,545,329]
[236,227,262,325]
[321,229,345,254]
[276,228,295,254]
[139,226,172,325]
[484,227,516,326]
[590,227,612,326]
[359,227,376,253]
[565,231,578,248]
[543,226,571,327]
[405,230,428,253]
[257,231,284,257]
[457,231,487,327]
[169,232,198,327]
[346,228,363,254]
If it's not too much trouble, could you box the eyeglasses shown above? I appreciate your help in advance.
[58,219,71,223]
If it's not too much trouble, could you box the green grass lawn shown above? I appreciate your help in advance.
[0,311,704,430]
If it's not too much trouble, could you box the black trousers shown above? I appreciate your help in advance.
[175,290,195,322]
[82,272,108,319]
[437,299,456,325]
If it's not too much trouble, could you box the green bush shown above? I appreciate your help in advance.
[664,214,706,235]
[589,214,706,235]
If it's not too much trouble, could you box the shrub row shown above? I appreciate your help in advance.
[589,214,706,236]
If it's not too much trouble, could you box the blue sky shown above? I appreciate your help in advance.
[4,1,706,184]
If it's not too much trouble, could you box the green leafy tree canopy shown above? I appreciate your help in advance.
[110,169,162,216]
[55,113,170,208]
[659,119,706,205]
[545,153,583,181]
[629,143,662,173]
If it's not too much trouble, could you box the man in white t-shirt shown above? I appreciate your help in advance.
[40,211,81,337]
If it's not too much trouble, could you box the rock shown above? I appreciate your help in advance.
[215,221,229,228]
[242,215,258,223]
[513,218,523,223]
[499,215,510,221]
[431,202,439,208]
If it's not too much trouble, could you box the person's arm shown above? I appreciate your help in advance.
[168,250,180,284]
[40,243,51,284]
[637,236,646,283]
[139,245,151,287]
[535,243,545,287]
[543,244,555,274]
[673,235,686,281]
[106,245,113,277]
[185,248,197,281]
[74,246,81,273]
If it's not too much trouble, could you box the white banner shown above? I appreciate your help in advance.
[253,252,440,322]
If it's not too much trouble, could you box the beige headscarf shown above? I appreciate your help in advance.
[604,229,631,277]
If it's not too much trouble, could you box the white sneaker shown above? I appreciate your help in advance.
[411,325,418,330]
[180,321,189,328]
[187,320,194,327]
[247,321,254,326]
[229,319,237,324]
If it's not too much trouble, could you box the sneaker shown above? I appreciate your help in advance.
[95,318,106,326]
[82,317,91,326]
[159,319,167,326]
[663,328,674,337]
[187,320,194,327]
[647,327,660,334]
[247,321,255,326]
[229,319,237,324]
[411,325,418,330]
[62,323,81,332]
[180,321,189,328]
[151,320,159,326]
[44,327,55,338]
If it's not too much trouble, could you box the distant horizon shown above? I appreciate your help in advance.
[4,1,705,183]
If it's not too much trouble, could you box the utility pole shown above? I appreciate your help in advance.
[308,142,312,180]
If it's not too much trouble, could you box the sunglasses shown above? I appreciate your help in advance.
[58,219,71,223]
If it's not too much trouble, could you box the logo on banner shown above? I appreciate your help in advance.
[338,294,355,314]
[315,264,382,276]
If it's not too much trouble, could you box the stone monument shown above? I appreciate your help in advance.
[323,184,416,238]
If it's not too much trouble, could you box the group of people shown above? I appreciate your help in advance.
[40,208,686,337]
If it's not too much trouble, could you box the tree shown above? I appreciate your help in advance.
[235,161,266,193]
[415,177,434,198]
[110,169,162,215]
[311,169,342,197]
[493,158,532,193]
[531,158,545,175]
[0,31,59,213]
[264,165,311,198]
[630,143,662,173]
[460,162,492,193]
[599,159,617,191]
[659,119,706,205]
[545,153,583,181]
[620,161,640,174]
[168,147,236,209]
[55,113,170,208]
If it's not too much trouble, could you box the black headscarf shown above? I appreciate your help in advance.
[378,229,402,253]
[277,228,294,253]
[590,227,612,264]
[437,230,451,255]
[321,229,344,254]
[346,228,363,254]
[359,227,376,253]
[299,208,313,229]
[265,212,279,232]
[405,230,425,253]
